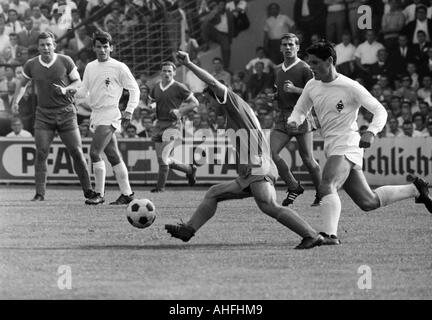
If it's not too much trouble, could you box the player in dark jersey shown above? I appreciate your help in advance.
[164,51,324,250]
[149,61,199,192]
[271,33,321,207]
[12,32,95,202]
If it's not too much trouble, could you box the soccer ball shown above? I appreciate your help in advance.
[126,199,156,229]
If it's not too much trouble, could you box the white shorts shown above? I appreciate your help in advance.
[89,107,122,133]
[324,134,364,169]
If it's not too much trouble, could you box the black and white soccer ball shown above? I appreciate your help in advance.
[126,199,156,229]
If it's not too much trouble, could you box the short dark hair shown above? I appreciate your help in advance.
[92,31,112,45]
[38,31,56,43]
[280,33,299,45]
[306,39,337,65]
[161,61,176,71]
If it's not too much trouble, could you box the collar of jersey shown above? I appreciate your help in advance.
[159,79,174,91]
[39,53,58,68]
[282,58,300,72]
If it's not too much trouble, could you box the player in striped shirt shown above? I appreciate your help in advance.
[165,51,325,250]
[74,31,140,205]
[12,32,95,202]
[288,40,432,246]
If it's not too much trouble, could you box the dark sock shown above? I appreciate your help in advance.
[157,165,169,189]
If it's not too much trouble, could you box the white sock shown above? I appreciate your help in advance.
[374,184,419,207]
[112,161,132,196]
[93,161,106,197]
[320,193,341,236]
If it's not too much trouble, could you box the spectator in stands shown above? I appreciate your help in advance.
[245,46,275,76]
[0,65,18,109]
[396,74,418,103]
[40,4,52,22]
[402,119,425,136]
[231,71,247,99]
[17,17,40,48]
[418,100,431,118]
[325,0,346,44]
[215,113,226,130]
[406,61,420,90]
[246,61,273,100]
[403,0,425,25]
[6,116,32,138]
[212,57,231,87]
[138,116,155,138]
[67,26,92,57]
[403,4,432,45]
[371,83,385,101]
[388,33,416,77]
[192,112,202,130]
[180,29,199,61]
[47,8,67,38]
[387,116,404,136]
[370,49,392,86]
[354,30,385,78]
[335,32,356,78]
[5,9,23,34]
[261,113,274,130]
[293,0,326,48]
[125,124,139,138]
[412,111,429,134]
[30,3,50,32]
[103,4,125,32]
[201,0,235,69]
[417,75,432,103]
[390,94,403,117]
[381,0,406,50]
[263,2,295,64]
[8,0,30,20]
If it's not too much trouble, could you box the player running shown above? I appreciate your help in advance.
[164,51,325,250]
[73,31,140,205]
[149,61,199,193]
[12,32,95,202]
[287,40,432,245]
[271,33,321,207]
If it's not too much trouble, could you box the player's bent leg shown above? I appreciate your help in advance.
[165,180,250,242]
[60,128,93,197]
[297,132,322,206]
[318,156,352,245]
[104,134,134,205]
[344,170,431,213]
[250,180,323,249]
[33,129,56,200]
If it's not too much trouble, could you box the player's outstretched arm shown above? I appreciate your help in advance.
[286,82,314,128]
[176,50,226,98]
[11,76,30,114]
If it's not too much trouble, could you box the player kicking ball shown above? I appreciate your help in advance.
[73,31,140,205]
[165,51,325,249]
[287,40,432,245]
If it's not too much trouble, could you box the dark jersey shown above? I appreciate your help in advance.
[216,87,277,177]
[275,59,313,113]
[150,80,192,121]
[23,54,76,108]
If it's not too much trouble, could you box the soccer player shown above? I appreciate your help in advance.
[149,61,199,193]
[12,32,95,202]
[74,31,139,205]
[271,33,321,207]
[287,40,432,245]
[164,51,325,250]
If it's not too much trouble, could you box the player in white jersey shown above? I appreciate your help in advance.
[73,31,140,205]
[288,40,432,245]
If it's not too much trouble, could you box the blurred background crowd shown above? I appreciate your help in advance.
[1,0,432,140]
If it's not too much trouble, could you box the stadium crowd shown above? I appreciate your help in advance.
[1,0,432,139]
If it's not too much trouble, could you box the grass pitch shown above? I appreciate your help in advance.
[1,185,431,299]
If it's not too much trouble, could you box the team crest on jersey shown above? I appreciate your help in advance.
[105,78,111,87]
[336,100,344,112]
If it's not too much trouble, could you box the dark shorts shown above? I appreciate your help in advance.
[273,112,311,136]
[34,105,78,133]
[151,119,181,143]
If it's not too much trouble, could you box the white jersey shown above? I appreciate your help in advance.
[288,74,387,139]
[80,58,140,114]
[288,74,387,167]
